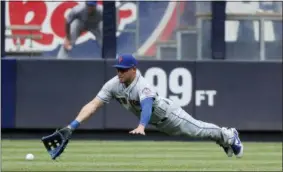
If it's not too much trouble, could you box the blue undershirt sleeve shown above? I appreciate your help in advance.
[139,97,154,127]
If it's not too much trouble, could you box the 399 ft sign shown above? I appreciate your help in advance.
[143,67,217,107]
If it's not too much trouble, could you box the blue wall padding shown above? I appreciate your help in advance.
[1,59,16,128]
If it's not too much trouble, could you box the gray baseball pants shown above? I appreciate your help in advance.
[57,19,103,59]
[153,101,234,146]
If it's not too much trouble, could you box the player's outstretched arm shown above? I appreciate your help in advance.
[41,97,104,160]
[42,75,113,160]
[68,75,114,129]
[68,97,104,129]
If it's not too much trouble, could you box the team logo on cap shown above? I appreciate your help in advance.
[118,56,123,63]
[142,88,152,96]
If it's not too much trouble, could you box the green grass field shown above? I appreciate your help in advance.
[2,140,282,171]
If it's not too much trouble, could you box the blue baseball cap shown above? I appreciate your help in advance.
[113,54,137,69]
[86,1,97,6]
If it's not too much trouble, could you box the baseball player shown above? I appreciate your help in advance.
[42,54,243,160]
[57,1,103,59]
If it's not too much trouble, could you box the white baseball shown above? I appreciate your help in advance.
[25,153,35,160]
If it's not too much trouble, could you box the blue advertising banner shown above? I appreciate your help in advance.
[14,60,105,129]
[194,62,282,131]
[1,59,281,131]
[1,59,16,128]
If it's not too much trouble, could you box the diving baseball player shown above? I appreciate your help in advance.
[42,54,244,160]
[57,1,103,59]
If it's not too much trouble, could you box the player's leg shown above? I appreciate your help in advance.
[89,21,103,48]
[173,108,243,158]
[57,19,84,59]
[157,108,243,158]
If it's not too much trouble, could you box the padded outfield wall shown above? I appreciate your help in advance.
[2,59,282,132]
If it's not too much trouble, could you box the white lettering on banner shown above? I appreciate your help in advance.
[196,90,217,107]
[144,67,167,98]
[5,1,86,52]
[168,68,192,107]
[195,90,206,106]
[143,67,217,107]
[206,90,217,106]
[225,1,279,42]
[5,1,137,52]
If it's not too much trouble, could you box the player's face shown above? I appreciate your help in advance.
[87,6,96,13]
[116,68,136,84]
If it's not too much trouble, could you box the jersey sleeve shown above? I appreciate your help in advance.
[96,78,115,103]
[66,5,84,24]
[138,85,157,102]
[96,5,103,14]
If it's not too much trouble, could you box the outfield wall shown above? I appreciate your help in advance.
[2,59,282,131]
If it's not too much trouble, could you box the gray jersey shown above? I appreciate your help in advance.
[96,70,240,151]
[96,70,179,125]
[66,3,102,30]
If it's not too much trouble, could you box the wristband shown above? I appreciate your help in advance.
[70,120,80,129]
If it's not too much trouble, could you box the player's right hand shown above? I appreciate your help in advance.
[129,125,146,135]
[64,39,72,50]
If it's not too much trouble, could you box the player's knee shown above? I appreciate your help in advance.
[179,123,203,137]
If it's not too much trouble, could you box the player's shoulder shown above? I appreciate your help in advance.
[96,5,103,13]
[136,71,155,92]
[104,75,120,88]
[71,3,87,13]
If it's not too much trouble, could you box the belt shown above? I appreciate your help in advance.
[150,117,168,126]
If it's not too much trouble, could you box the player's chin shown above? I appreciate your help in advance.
[118,78,125,83]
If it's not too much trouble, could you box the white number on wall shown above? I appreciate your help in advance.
[144,67,192,107]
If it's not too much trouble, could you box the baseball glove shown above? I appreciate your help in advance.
[41,127,73,160]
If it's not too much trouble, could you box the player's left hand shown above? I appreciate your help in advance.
[129,125,146,135]
[41,127,73,160]
[64,39,72,50]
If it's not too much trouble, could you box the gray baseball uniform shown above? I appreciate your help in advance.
[96,70,234,146]
[57,3,103,59]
